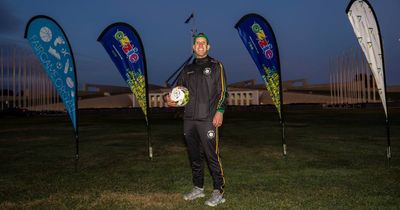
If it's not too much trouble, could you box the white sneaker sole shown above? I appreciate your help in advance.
[205,198,226,207]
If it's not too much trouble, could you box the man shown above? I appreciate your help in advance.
[164,32,228,207]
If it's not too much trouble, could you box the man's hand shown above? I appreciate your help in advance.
[163,94,178,107]
[213,112,223,128]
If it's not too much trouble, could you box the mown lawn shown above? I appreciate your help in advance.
[1,107,399,209]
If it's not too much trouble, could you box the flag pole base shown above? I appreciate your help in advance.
[283,144,287,157]
[149,146,153,160]
[74,154,79,172]
[386,146,391,168]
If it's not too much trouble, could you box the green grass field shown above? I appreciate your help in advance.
[1,107,399,209]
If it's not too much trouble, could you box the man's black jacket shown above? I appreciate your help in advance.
[177,56,228,121]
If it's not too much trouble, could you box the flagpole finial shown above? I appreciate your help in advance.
[184,12,194,24]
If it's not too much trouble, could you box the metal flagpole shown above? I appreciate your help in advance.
[28,57,32,108]
[354,50,357,103]
[46,76,50,111]
[1,48,3,111]
[37,69,40,110]
[31,62,35,110]
[355,49,360,104]
[337,58,340,105]
[367,63,371,103]
[279,68,286,157]
[349,50,353,104]
[342,53,345,105]
[37,68,40,110]
[377,21,391,166]
[27,58,29,109]
[338,56,341,105]
[343,53,346,105]
[53,72,56,108]
[35,65,39,111]
[330,72,333,105]
[348,51,353,104]
[34,63,37,110]
[361,57,365,103]
[18,52,21,108]
[39,64,42,111]
[39,70,42,110]
[351,49,355,104]
[23,51,26,108]
[344,52,348,104]
[41,69,44,110]
[32,64,35,110]
[13,47,16,108]
[359,57,362,103]
[43,72,46,111]
[352,53,354,105]
[335,58,339,105]
[355,49,359,103]
[57,86,60,111]
[334,59,338,105]
[372,74,376,102]
[7,47,10,108]
[339,55,343,105]
[189,12,197,43]
[43,74,46,111]
[329,57,333,105]
[346,52,349,104]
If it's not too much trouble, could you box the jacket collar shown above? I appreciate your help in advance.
[194,56,210,65]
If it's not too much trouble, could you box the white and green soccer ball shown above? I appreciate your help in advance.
[170,86,189,106]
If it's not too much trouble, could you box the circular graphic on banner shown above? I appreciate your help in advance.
[39,27,52,42]
[66,77,74,88]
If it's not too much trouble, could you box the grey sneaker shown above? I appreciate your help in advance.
[205,190,226,207]
[183,186,205,201]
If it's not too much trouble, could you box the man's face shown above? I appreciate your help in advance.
[192,37,210,58]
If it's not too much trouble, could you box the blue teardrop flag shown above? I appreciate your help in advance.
[24,15,78,131]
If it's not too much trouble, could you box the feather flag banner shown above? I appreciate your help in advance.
[25,15,80,164]
[98,22,153,159]
[235,13,283,118]
[235,13,286,155]
[25,15,78,131]
[346,0,387,116]
[346,0,391,162]
[98,22,149,122]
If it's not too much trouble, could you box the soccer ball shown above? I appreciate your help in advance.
[170,86,189,106]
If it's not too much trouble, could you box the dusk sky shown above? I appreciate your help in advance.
[1,0,399,87]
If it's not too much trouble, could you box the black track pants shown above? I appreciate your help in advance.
[184,120,225,193]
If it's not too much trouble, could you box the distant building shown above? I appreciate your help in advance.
[75,79,333,109]
[2,78,399,111]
